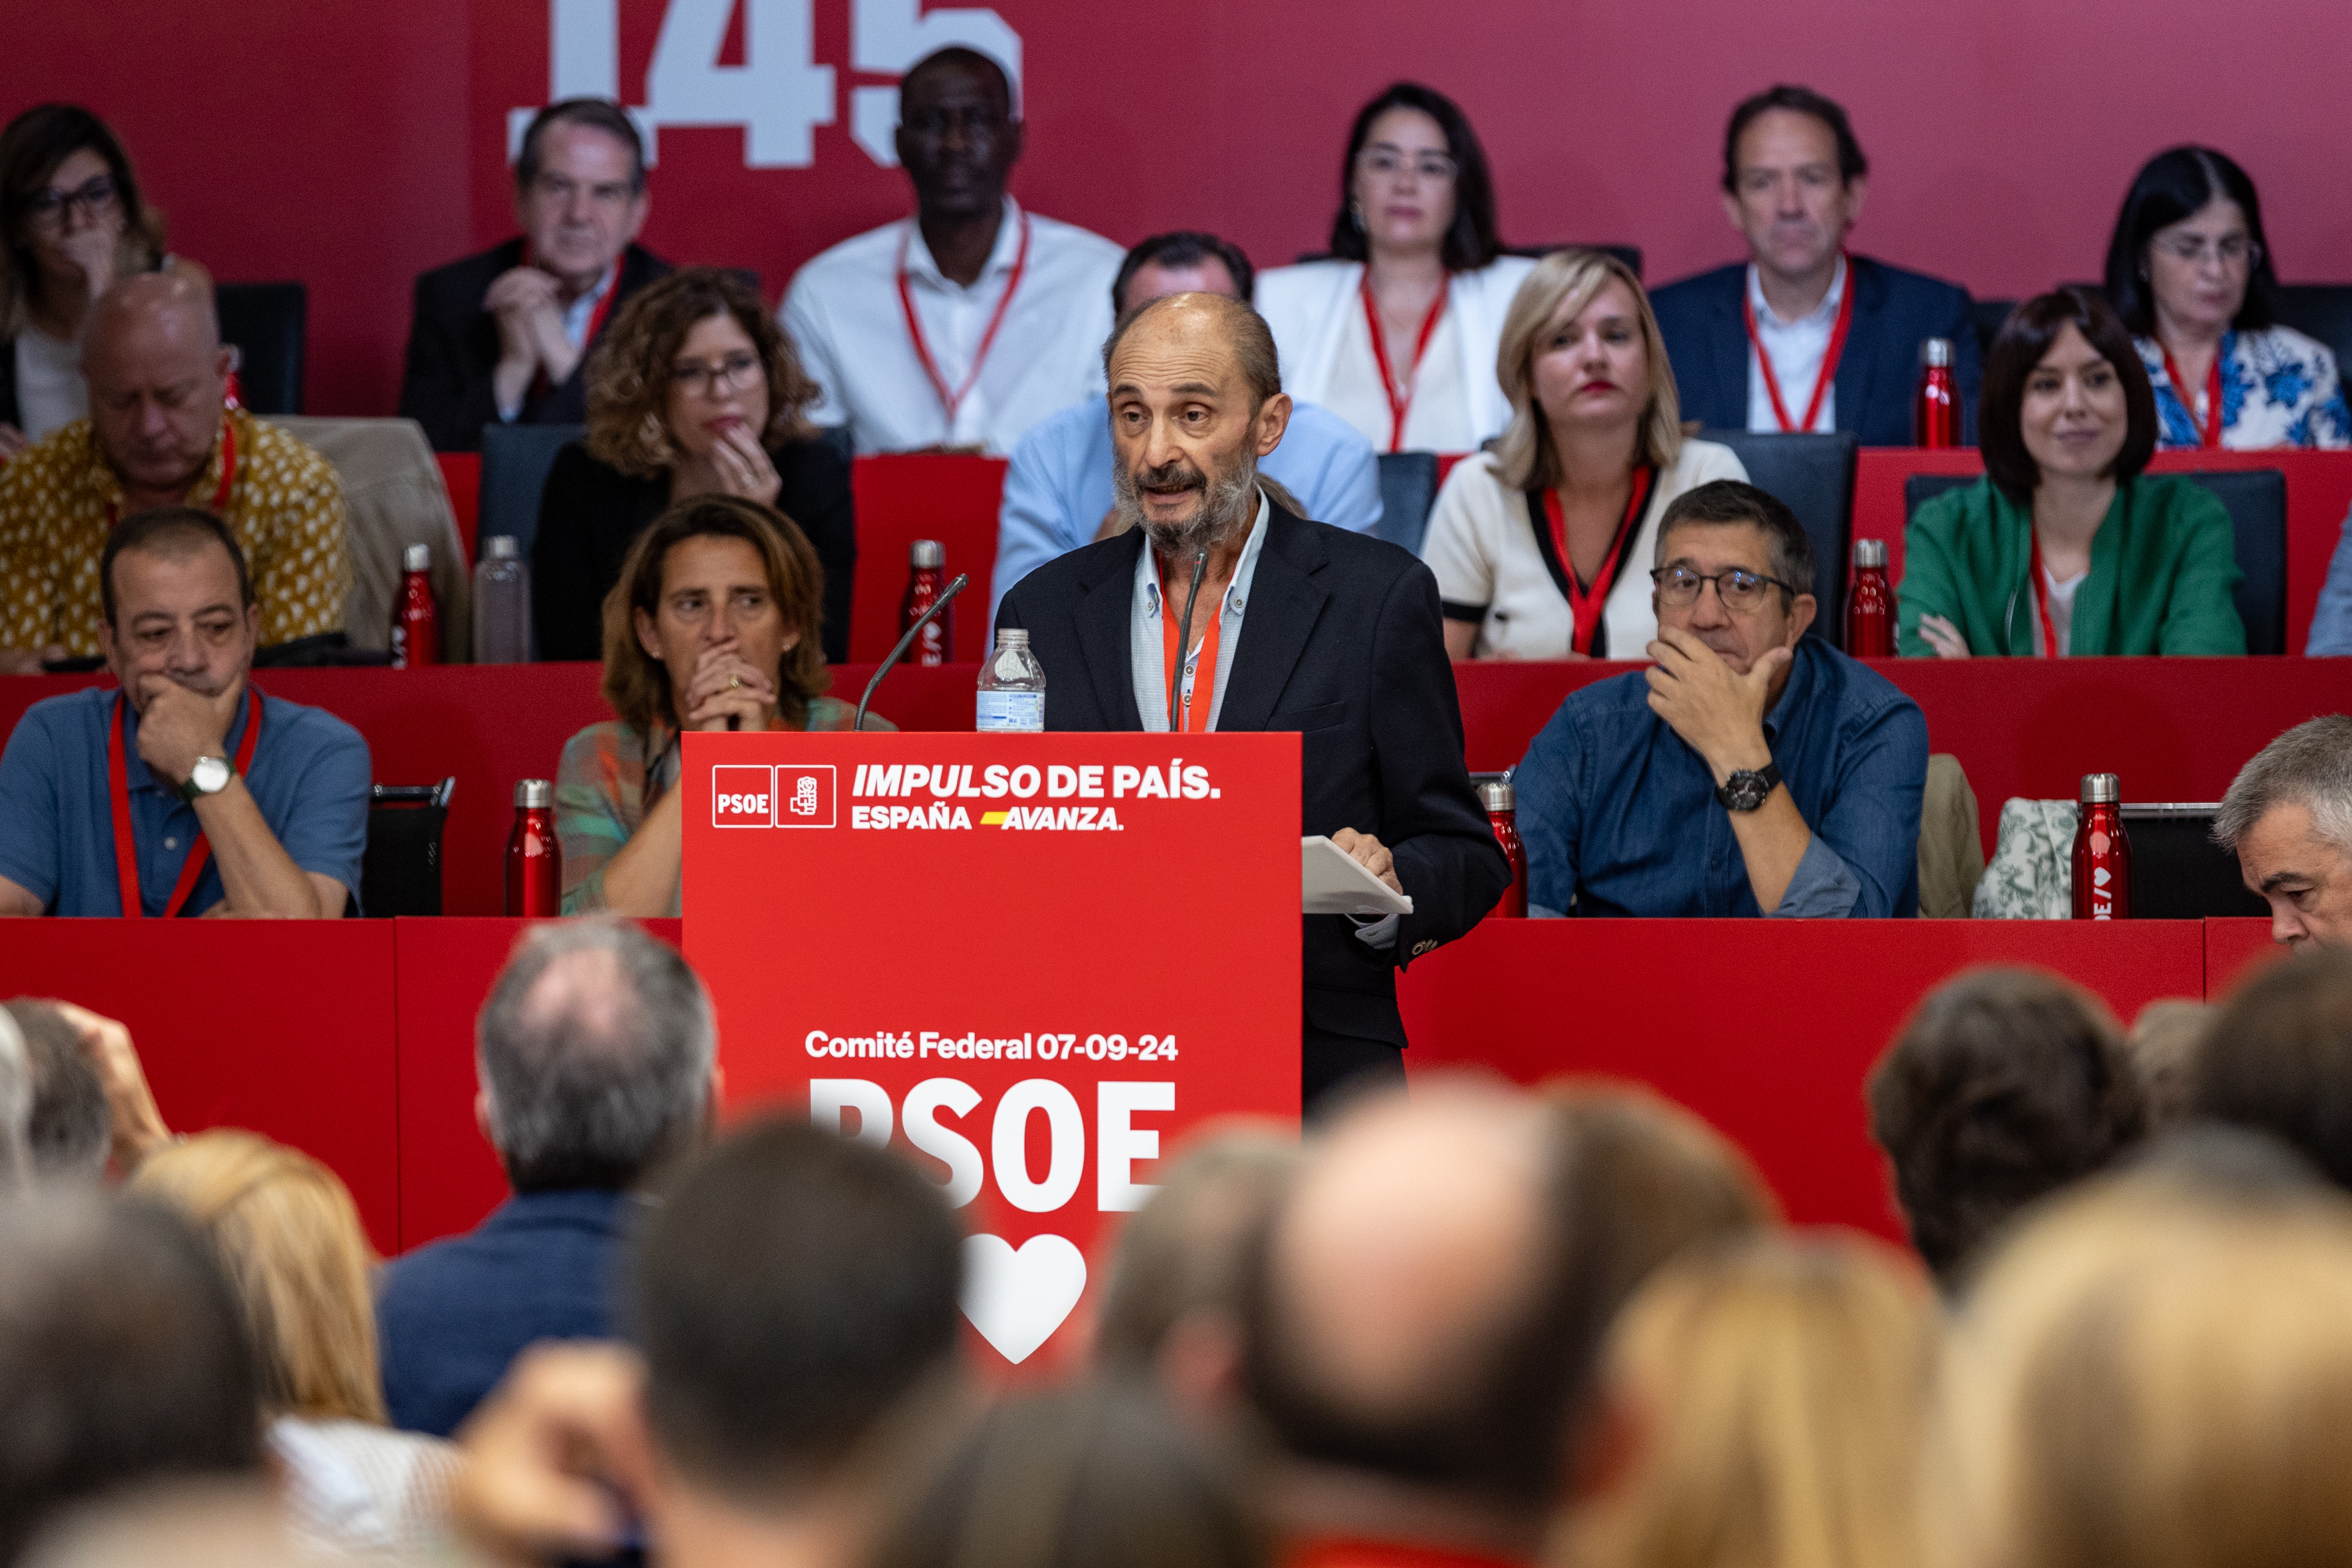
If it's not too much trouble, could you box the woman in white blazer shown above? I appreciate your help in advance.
[1421,249,1748,661]
[1254,83,1535,453]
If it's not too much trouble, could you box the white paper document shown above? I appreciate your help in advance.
[1302,835,1415,917]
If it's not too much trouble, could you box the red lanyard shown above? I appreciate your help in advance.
[2160,343,2225,449]
[2027,532,2062,658]
[1157,556,1226,734]
[1543,467,1654,656]
[1361,271,1450,453]
[108,686,265,918]
[107,416,235,530]
[1743,260,1854,434]
[898,212,1032,429]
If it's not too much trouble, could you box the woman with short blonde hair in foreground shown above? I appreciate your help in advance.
[1565,1231,1934,1568]
[133,1131,458,1554]
[1931,1166,2352,1568]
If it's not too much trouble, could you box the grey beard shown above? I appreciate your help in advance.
[1113,451,1260,557]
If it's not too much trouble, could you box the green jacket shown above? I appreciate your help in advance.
[1896,475,2246,656]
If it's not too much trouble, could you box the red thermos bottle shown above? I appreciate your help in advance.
[506,779,562,917]
[2072,773,2132,920]
[390,543,440,668]
[1846,538,1893,656]
[901,540,951,665]
[1480,775,1528,919]
[1916,337,1960,448]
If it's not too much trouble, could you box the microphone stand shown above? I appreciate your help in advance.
[856,572,969,733]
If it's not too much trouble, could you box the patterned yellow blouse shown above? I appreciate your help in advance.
[0,407,350,656]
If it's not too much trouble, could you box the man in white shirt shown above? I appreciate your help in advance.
[779,48,1122,456]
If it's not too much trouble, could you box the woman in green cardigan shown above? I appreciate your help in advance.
[1898,287,2245,657]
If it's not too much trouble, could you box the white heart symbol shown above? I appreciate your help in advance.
[960,1233,1087,1365]
[2094,867,2112,887]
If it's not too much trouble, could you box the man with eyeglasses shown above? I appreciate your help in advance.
[1513,480,1926,918]
[398,98,670,453]
[779,47,1122,456]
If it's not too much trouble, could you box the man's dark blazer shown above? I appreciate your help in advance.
[995,501,1510,1100]
[1650,254,1984,446]
[397,238,670,453]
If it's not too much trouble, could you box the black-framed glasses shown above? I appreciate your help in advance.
[670,352,765,397]
[26,175,117,230]
[1651,565,1795,610]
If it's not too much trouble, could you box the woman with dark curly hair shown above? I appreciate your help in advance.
[532,266,856,662]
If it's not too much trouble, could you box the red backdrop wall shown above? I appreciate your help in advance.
[9,2,2351,419]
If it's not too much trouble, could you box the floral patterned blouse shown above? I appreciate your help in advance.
[2136,326,2351,450]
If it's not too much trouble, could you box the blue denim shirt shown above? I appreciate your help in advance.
[2309,505,2352,655]
[1516,637,1927,918]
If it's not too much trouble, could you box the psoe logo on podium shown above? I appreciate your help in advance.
[713,765,776,828]
[776,764,838,828]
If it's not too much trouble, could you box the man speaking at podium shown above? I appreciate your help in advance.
[997,293,1508,1110]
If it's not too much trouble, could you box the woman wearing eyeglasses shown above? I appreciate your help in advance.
[2102,147,2347,450]
[1253,83,1535,454]
[534,267,856,662]
[0,104,193,455]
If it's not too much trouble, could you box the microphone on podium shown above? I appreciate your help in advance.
[856,572,969,733]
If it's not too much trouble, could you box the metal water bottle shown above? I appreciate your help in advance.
[2072,773,2132,920]
[506,779,561,917]
[1915,338,1961,448]
[1480,775,1528,919]
[1846,538,1894,656]
[391,543,440,668]
[901,540,951,665]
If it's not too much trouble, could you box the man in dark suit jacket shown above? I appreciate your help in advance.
[1650,85,1982,447]
[997,293,1508,1111]
[398,98,670,452]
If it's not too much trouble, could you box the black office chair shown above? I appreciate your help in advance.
[214,282,307,415]
[1698,431,1860,649]
[361,778,455,917]
[816,424,855,466]
[2272,285,2352,390]
[1972,298,2016,364]
[1902,468,2287,654]
[2118,804,2267,918]
[477,421,585,562]
[1375,451,1441,555]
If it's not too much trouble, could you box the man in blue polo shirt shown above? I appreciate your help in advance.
[1515,480,1925,918]
[990,230,1382,625]
[0,506,368,918]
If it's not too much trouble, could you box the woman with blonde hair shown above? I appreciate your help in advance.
[1422,250,1747,661]
[132,1131,458,1555]
[1566,1232,1934,1568]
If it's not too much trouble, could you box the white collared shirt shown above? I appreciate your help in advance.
[561,263,618,349]
[1744,256,1846,433]
[1129,491,1271,733]
[780,196,1123,456]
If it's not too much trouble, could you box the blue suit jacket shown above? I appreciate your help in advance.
[1650,255,1983,446]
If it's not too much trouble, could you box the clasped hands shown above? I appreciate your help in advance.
[682,640,778,733]
[487,267,584,392]
[1643,627,1786,784]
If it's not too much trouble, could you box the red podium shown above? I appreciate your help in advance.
[681,731,1302,1368]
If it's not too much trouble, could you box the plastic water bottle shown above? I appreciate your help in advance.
[472,536,532,665]
[976,628,1046,732]
[2072,773,2132,920]
[506,779,561,916]
[390,543,440,668]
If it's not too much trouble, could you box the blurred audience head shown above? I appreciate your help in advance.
[1931,1158,2352,1568]
[19,1482,331,1568]
[1493,249,1684,490]
[2214,715,2352,949]
[0,1007,30,1192]
[131,1131,385,1423]
[1978,287,2158,506]
[82,274,231,498]
[510,98,648,297]
[601,492,829,735]
[1328,82,1500,272]
[1568,1232,1935,1568]
[1868,966,2147,1288]
[1718,86,1867,287]
[2124,999,2209,1133]
[97,507,257,715]
[474,916,716,1193]
[585,266,818,477]
[4,1000,108,1182]
[1094,1122,1301,1416]
[2193,948,2352,1191]
[1102,293,1288,557]
[1241,1079,1627,1543]
[895,48,1021,223]
[1113,231,1256,318]
[0,1192,261,1566]
[0,103,164,334]
[2102,145,2277,340]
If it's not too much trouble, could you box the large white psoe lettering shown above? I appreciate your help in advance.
[512,0,1022,169]
[810,1078,1172,1212]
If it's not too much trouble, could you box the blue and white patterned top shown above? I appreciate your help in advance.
[2136,327,2351,450]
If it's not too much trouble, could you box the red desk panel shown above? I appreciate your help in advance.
[849,455,1009,665]
[1396,919,2207,1237]
[0,921,401,1254]
[2205,916,2288,1000]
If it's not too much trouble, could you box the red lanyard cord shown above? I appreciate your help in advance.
[898,212,1033,428]
[1543,467,1655,656]
[1360,271,1450,453]
[2160,342,2225,449]
[2027,532,2062,658]
[1156,555,1224,734]
[1742,260,1855,434]
[109,686,265,918]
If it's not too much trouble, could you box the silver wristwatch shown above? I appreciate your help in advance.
[177,755,234,805]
